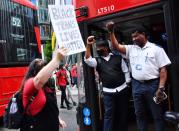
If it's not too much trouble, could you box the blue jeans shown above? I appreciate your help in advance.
[132,79,165,131]
[103,87,130,131]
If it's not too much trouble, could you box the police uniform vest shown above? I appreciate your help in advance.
[96,55,125,88]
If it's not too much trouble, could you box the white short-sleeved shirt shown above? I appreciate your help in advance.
[125,41,171,80]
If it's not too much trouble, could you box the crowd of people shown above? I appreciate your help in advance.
[17,20,171,131]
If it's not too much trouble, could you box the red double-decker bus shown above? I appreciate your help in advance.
[74,0,179,130]
[0,0,41,117]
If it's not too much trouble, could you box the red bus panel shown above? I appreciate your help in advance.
[75,0,160,21]
[11,0,37,10]
[0,67,27,116]
[34,26,42,53]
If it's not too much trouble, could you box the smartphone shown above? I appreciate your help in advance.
[153,92,167,104]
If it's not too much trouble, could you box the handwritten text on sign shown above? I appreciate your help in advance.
[48,5,86,55]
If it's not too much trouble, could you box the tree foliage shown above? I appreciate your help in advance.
[43,40,52,62]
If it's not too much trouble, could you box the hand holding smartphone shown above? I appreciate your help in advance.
[153,91,167,104]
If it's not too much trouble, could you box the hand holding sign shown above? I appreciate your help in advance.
[53,47,68,61]
[48,5,86,55]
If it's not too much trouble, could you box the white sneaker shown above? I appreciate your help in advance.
[73,85,77,89]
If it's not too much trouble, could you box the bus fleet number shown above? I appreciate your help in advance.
[11,17,22,27]
[97,5,115,14]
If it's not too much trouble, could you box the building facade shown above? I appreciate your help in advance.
[30,0,55,42]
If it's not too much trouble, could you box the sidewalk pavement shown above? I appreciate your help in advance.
[56,86,78,95]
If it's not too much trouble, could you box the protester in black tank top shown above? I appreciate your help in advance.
[19,47,67,131]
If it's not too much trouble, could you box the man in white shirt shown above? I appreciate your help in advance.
[84,37,131,131]
[106,21,171,131]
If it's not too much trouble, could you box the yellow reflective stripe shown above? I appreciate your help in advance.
[51,32,56,50]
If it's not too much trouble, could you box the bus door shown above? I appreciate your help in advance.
[72,52,102,131]
[77,2,178,131]
[74,22,102,131]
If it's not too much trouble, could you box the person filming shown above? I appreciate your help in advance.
[106,21,171,131]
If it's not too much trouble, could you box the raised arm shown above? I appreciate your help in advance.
[106,22,126,54]
[34,47,67,90]
[85,36,95,59]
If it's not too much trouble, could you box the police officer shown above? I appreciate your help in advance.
[106,21,171,131]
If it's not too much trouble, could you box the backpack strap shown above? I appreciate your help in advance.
[23,92,38,116]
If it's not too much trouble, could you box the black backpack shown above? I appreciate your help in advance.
[3,91,33,129]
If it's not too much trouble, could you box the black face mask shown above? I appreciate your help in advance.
[97,49,105,56]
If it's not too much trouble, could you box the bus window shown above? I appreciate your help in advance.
[0,0,40,66]
[77,54,85,100]
[67,53,86,100]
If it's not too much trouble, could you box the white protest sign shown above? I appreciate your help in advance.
[48,5,86,55]
[55,0,65,5]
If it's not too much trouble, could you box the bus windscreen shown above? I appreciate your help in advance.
[0,0,40,66]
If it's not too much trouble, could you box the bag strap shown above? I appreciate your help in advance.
[23,92,38,116]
